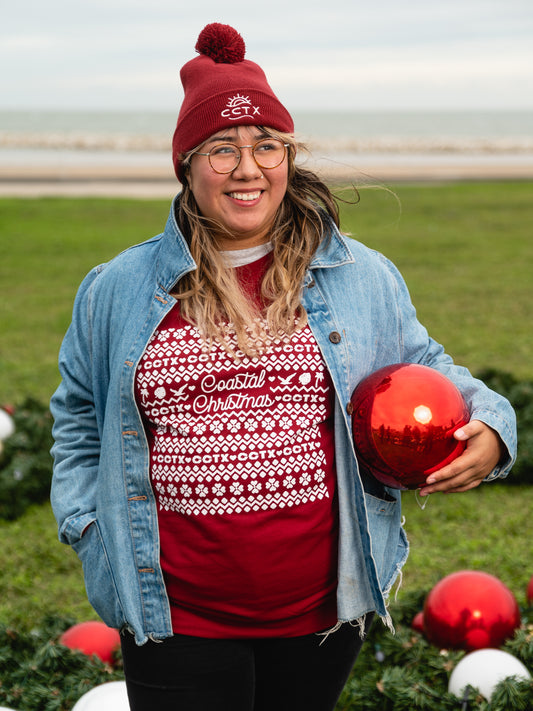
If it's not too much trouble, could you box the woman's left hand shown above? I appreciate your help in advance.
[418,420,505,496]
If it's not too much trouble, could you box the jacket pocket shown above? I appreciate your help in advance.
[364,492,409,596]
[71,518,127,630]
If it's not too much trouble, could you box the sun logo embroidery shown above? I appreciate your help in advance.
[221,94,261,121]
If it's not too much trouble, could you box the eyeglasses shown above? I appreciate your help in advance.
[193,137,290,174]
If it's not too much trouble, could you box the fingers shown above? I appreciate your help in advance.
[418,420,503,496]
[418,465,483,496]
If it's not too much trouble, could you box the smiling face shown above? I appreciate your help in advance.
[186,125,289,250]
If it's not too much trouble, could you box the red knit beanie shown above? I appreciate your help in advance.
[172,23,294,181]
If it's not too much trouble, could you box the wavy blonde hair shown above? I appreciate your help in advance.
[173,130,341,358]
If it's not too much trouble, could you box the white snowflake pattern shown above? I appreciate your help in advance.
[213,482,226,497]
[180,484,192,497]
[230,482,244,496]
[139,314,333,517]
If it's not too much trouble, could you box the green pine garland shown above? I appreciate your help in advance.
[0,398,54,520]
[0,600,531,711]
[0,389,531,708]
[0,616,123,711]
[335,592,533,710]
[475,369,533,486]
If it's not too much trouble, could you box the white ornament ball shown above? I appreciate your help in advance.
[72,681,129,710]
[449,648,531,700]
[0,409,15,441]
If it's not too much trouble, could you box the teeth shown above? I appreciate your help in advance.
[228,191,261,201]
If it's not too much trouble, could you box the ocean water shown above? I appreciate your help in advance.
[1,108,533,149]
[1,109,532,173]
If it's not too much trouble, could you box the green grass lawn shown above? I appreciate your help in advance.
[1,182,531,406]
[338,181,533,381]
[0,183,531,631]
[1,483,530,632]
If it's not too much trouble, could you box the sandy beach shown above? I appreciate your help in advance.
[1,153,533,197]
[2,107,532,196]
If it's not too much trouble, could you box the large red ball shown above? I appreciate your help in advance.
[60,621,121,665]
[411,611,425,634]
[423,570,521,651]
[351,363,470,489]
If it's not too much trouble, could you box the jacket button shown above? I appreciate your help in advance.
[346,402,354,415]
[329,331,341,343]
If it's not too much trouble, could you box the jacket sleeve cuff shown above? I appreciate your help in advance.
[59,511,97,546]
[471,409,517,482]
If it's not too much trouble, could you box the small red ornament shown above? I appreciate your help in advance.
[60,621,121,665]
[411,611,425,633]
[351,363,470,489]
[423,570,521,651]
[527,575,533,605]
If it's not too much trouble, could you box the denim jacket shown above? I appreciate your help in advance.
[50,196,516,644]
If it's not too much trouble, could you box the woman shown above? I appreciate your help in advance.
[50,23,516,711]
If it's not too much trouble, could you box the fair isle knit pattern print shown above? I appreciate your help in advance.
[136,319,334,518]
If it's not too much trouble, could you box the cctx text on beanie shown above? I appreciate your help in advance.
[172,23,294,181]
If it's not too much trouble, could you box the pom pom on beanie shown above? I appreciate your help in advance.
[195,23,246,63]
[172,23,294,181]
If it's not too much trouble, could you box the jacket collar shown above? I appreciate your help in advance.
[309,217,355,269]
[156,195,197,293]
[156,194,355,293]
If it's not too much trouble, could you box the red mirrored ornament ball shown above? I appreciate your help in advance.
[60,621,121,665]
[411,611,425,634]
[351,363,470,489]
[423,570,521,651]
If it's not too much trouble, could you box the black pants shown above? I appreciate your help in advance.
[121,618,373,711]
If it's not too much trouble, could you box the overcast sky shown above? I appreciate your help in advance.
[2,0,533,112]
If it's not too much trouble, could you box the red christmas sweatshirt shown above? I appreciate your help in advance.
[136,252,339,637]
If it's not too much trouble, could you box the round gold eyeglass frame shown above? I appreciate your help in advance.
[193,138,290,174]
